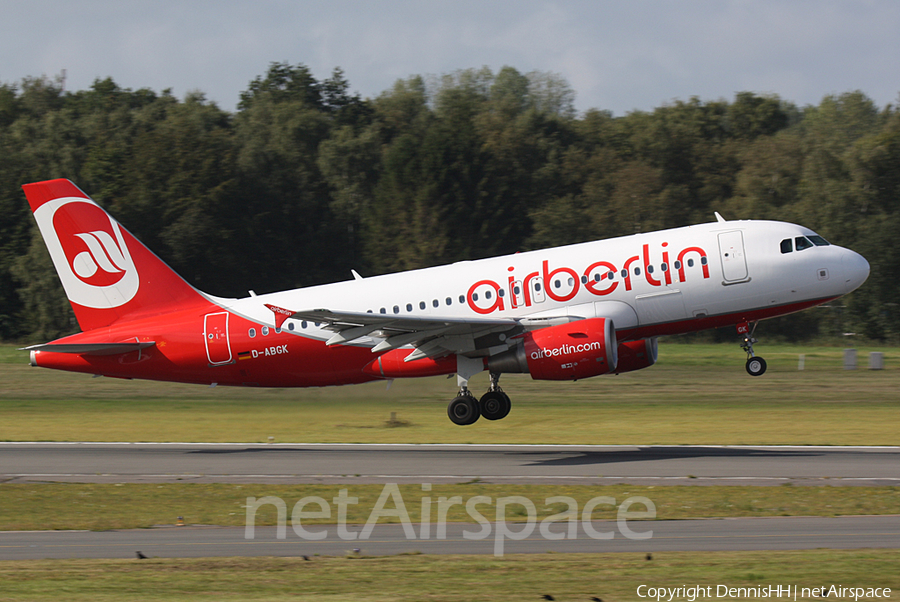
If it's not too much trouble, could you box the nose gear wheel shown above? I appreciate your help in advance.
[739,321,767,376]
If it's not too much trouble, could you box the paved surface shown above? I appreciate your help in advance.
[1,443,898,486]
[2,516,897,560]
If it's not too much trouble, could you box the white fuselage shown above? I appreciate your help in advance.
[222,219,868,345]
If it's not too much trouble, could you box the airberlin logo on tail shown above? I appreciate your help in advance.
[71,231,130,284]
[33,197,139,309]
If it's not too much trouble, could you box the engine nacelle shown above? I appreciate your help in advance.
[488,318,617,381]
[615,338,658,374]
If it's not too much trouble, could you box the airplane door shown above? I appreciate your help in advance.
[530,276,546,304]
[204,312,233,365]
[718,230,749,282]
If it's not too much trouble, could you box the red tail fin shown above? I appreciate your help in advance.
[22,179,208,332]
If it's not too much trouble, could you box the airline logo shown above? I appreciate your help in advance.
[466,242,711,315]
[530,340,604,360]
[32,197,139,309]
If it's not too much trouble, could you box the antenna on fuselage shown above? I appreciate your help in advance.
[714,212,727,223]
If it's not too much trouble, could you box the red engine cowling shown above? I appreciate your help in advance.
[488,318,617,381]
[615,338,658,374]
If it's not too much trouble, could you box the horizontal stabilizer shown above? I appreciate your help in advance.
[21,342,156,356]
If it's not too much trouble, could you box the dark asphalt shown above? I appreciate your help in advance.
[1,443,898,486]
[2,516,898,560]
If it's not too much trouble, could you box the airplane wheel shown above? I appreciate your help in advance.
[746,357,767,376]
[480,391,511,421]
[448,395,480,425]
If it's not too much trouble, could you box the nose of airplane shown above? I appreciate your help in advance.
[842,249,870,293]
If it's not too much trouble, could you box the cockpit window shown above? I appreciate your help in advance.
[795,236,814,251]
[780,239,793,254]
[808,235,830,246]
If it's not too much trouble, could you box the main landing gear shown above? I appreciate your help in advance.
[739,321,767,376]
[447,371,511,425]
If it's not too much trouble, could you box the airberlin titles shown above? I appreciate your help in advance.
[466,241,711,315]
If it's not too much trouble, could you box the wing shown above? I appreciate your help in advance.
[270,305,522,362]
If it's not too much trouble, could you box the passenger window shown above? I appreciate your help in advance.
[486,290,492,299]
[379,308,386,314]
[687,259,694,267]
[634,267,641,276]
[498,289,505,297]
[554,280,561,289]
[459,295,465,304]
[781,239,793,254]
[446,297,452,305]
[674,260,682,270]
[419,301,426,310]
[700,256,708,265]
[808,235,830,246]
[795,237,813,251]
[288,322,295,331]
[406,303,413,312]
[393,306,400,314]
[249,328,256,338]
[433,299,439,307]
[647,265,654,274]
[262,326,269,336]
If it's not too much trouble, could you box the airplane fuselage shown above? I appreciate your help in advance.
[31,218,868,388]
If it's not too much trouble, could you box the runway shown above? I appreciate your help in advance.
[3,443,898,560]
[1,443,898,486]
[2,516,898,560]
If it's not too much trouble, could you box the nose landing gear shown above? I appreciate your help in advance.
[738,321,767,376]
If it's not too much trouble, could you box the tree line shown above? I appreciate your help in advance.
[0,63,897,343]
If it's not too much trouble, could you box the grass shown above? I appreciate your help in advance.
[1,343,898,445]
[0,550,897,601]
[1,344,897,597]
[1,483,898,531]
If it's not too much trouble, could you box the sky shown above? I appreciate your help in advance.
[2,0,898,116]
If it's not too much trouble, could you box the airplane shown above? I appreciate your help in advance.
[20,179,870,425]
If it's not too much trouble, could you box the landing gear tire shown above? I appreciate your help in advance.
[746,357,767,377]
[479,390,511,421]
[738,321,768,377]
[448,395,480,425]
